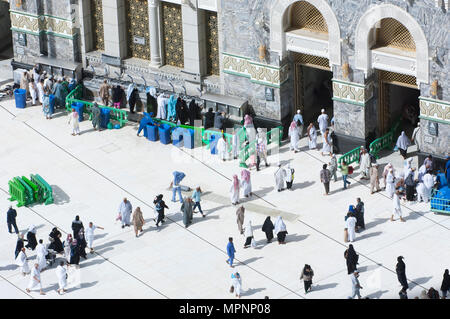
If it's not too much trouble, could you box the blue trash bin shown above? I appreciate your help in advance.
[172,127,184,148]
[14,89,27,109]
[100,108,111,129]
[48,94,55,114]
[146,125,159,141]
[210,134,220,155]
[158,124,171,145]
[71,102,84,122]
[183,128,195,149]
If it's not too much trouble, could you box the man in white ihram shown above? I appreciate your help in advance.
[118,198,132,228]
[317,109,329,144]
[26,263,45,295]
[56,261,68,295]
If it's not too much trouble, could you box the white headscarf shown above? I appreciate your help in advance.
[274,216,286,235]
[244,220,253,238]
[396,131,411,150]
[127,83,135,101]
[28,225,36,234]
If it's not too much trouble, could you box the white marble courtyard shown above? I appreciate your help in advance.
[0,96,448,299]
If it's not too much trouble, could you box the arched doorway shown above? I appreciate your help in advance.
[374,18,419,136]
[279,0,337,128]
[355,4,429,137]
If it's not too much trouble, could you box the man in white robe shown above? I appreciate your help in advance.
[231,272,242,298]
[317,109,329,142]
[385,169,395,198]
[230,175,240,205]
[391,190,405,222]
[345,215,357,242]
[36,239,48,271]
[217,135,228,161]
[85,222,104,253]
[350,271,362,299]
[56,261,68,295]
[240,170,252,197]
[288,121,300,152]
[411,123,421,152]
[417,173,434,203]
[232,129,240,160]
[118,198,132,228]
[274,164,286,192]
[359,148,371,180]
[16,248,30,276]
[26,263,45,295]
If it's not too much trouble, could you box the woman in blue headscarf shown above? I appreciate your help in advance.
[170,171,185,203]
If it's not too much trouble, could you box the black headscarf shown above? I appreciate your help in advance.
[262,217,274,233]
[345,244,359,274]
[441,269,450,292]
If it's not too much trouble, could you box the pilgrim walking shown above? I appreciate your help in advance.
[274,216,288,244]
[262,216,274,243]
[132,207,145,237]
[26,263,45,295]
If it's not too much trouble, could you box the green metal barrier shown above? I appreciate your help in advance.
[338,147,361,168]
[31,174,54,205]
[238,126,283,168]
[66,85,129,127]
[8,180,26,207]
[21,176,39,202]
[369,118,401,158]
[8,174,53,206]
[15,177,33,205]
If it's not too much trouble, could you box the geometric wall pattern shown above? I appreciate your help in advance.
[222,52,289,88]
[419,97,450,124]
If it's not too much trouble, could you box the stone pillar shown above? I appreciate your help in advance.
[148,0,162,67]
[102,0,127,59]
[78,0,93,68]
[182,2,207,76]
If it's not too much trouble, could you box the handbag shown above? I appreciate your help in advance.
[251,238,257,248]
[348,166,354,174]
[229,286,234,293]
[344,228,349,242]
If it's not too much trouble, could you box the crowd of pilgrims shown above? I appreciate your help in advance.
[10,66,450,299]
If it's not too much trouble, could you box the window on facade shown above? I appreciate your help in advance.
[290,1,328,34]
[91,0,104,51]
[375,18,416,52]
[125,0,151,60]
[205,11,219,76]
[162,2,184,68]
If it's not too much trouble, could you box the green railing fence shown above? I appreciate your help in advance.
[239,126,282,168]
[66,85,129,127]
[369,118,401,159]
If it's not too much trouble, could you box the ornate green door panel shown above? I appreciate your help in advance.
[206,11,219,76]
[126,0,150,60]
[91,0,104,51]
[162,3,184,68]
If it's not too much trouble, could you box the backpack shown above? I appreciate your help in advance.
[155,200,162,212]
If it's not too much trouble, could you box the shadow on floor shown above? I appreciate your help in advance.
[241,287,266,296]
[355,231,382,241]
[311,282,338,291]
[51,185,71,205]
[0,264,19,271]
[285,233,310,243]
[365,289,389,299]
[364,218,391,229]
[410,276,433,288]
[239,256,263,266]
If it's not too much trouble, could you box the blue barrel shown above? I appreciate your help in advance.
[172,127,184,148]
[48,94,55,114]
[14,89,27,109]
[209,134,219,155]
[158,124,171,145]
[100,108,111,129]
[71,102,84,122]
[146,125,159,141]
[183,128,195,149]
